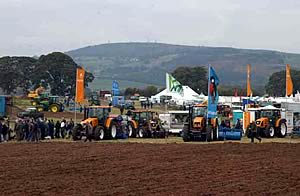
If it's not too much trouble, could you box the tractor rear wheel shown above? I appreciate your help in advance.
[265,125,275,138]
[277,122,287,138]
[182,125,190,142]
[49,104,60,113]
[128,123,136,138]
[94,126,105,140]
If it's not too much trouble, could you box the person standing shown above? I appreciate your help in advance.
[55,121,61,138]
[120,105,125,115]
[67,119,74,139]
[31,120,39,143]
[48,120,55,139]
[61,118,67,139]
[249,121,262,143]
[0,118,3,143]
[85,122,93,142]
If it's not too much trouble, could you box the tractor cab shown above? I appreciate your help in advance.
[83,106,111,126]
[189,104,209,131]
[132,110,155,126]
[255,106,287,138]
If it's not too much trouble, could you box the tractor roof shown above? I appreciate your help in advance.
[194,104,207,107]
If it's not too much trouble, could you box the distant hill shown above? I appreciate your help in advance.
[67,42,300,90]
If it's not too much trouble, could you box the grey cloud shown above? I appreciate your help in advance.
[0,0,300,56]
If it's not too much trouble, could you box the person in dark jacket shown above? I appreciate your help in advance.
[55,121,61,138]
[48,120,55,139]
[0,119,3,143]
[235,119,242,129]
[249,121,262,143]
[85,122,93,142]
[31,120,40,143]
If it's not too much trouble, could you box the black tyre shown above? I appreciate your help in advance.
[72,125,82,141]
[277,122,287,138]
[94,126,105,140]
[138,127,146,138]
[128,122,136,138]
[182,125,191,142]
[49,104,60,113]
[36,106,44,112]
[265,125,275,138]
[105,121,117,139]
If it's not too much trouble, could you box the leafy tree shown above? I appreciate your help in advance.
[0,52,94,96]
[141,86,158,97]
[172,66,207,93]
[265,69,300,96]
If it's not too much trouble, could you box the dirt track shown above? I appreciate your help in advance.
[0,142,300,195]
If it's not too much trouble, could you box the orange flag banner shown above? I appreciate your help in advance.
[75,68,85,103]
[247,64,252,97]
[286,64,293,97]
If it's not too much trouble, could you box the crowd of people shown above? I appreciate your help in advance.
[0,117,75,143]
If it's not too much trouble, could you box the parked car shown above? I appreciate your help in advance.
[18,107,44,119]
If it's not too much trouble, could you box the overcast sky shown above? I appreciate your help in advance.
[1,0,300,56]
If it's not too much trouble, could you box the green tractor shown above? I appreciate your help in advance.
[88,94,100,106]
[35,96,64,113]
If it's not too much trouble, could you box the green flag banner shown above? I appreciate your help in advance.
[166,73,183,94]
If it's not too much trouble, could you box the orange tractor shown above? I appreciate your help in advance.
[127,110,166,138]
[182,104,219,142]
[72,106,126,140]
[255,107,287,138]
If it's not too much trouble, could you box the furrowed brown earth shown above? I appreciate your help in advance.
[0,142,300,195]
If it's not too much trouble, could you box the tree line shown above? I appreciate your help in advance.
[123,66,294,97]
[0,52,94,96]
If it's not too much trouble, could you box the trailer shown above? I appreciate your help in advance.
[159,110,189,136]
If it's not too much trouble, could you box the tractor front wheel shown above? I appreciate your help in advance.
[36,106,44,112]
[182,125,191,142]
[49,104,60,113]
[138,128,145,138]
[106,122,117,139]
[265,125,275,138]
[128,123,136,138]
[94,126,105,140]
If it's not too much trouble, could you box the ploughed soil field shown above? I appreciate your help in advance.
[1,142,300,195]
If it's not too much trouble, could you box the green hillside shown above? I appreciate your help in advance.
[67,42,300,90]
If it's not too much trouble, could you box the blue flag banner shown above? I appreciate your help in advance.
[112,80,120,96]
[207,65,219,118]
